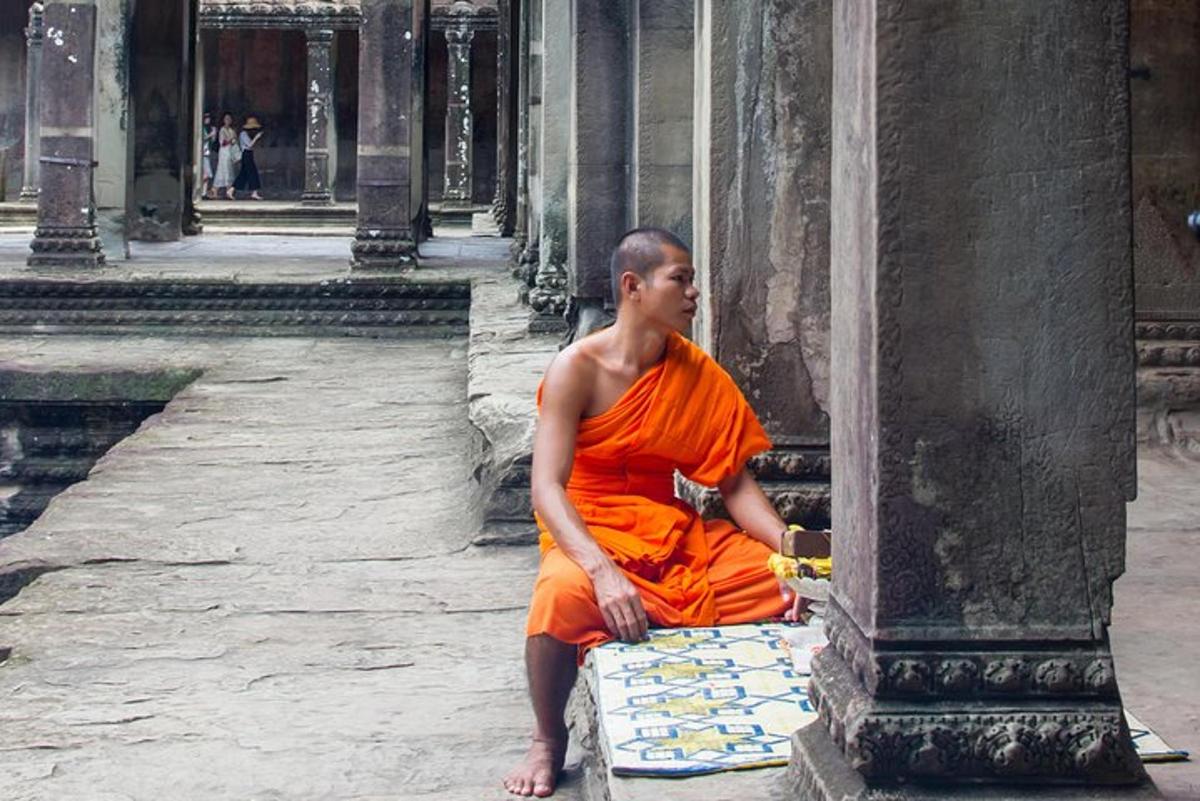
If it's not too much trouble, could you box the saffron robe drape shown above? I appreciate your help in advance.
[526,332,789,655]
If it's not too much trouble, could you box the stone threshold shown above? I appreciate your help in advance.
[0,276,471,339]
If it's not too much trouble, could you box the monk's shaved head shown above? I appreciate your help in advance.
[610,228,690,307]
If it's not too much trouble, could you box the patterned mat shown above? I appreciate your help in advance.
[1127,711,1190,763]
[591,624,1189,777]
[591,624,814,776]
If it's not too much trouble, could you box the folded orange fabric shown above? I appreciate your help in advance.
[526,332,787,656]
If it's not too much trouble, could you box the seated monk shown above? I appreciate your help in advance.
[502,228,806,798]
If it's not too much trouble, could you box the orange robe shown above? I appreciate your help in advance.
[525,331,789,657]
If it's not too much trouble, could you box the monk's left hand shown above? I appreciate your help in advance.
[780,585,808,623]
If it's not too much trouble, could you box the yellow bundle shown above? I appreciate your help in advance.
[768,552,832,581]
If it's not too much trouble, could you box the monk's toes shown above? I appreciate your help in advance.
[532,769,556,797]
[504,774,534,797]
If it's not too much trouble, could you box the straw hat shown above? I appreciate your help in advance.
[243,116,263,130]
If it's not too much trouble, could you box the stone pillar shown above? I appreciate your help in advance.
[19,2,45,202]
[529,0,568,331]
[690,0,832,527]
[442,22,475,208]
[181,0,200,236]
[94,0,133,258]
[351,0,416,270]
[302,28,336,205]
[510,0,531,261]
[631,0,693,241]
[410,0,430,241]
[524,0,542,259]
[492,0,518,235]
[127,0,193,242]
[28,1,105,268]
[566,0,629,337]
[789,2,1151,797]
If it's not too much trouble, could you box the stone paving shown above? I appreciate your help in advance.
[0,233,1195,800]
[0,333,589,801]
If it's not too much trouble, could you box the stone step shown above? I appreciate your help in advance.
[0,295,468,312]
[0,279,471,337]
[0,279,470,300]
[0,457,95,484]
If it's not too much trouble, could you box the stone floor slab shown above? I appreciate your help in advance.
[0,333,579,800]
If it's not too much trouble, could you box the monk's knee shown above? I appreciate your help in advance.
[527,552,606,639]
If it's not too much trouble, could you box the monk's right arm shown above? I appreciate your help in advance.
[531,358,649,642]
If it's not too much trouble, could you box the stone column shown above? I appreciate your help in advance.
[28,1,105,268]
[528,0,569,332]
[492,0,517,235]
[127,0,193,242]
[181,0,200,236]
[442,22,475,208]
[631,0,693,241]
[789,2,1151,797]
[410,0,430,241]
[524,0,542,259]
[19,2,45,202]
[94,0,133,257]
[690,0,832,527]
[302,28,336,205]
[351,0,416,270]
[510,0,530,261]
[566,0,630,337]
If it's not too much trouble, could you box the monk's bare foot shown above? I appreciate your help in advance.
[503,735,566,797]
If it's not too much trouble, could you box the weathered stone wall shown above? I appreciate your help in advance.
[129,0,190,240]
[693,0,830,445]
[630,0,693,243]
[0,4,26,200]
[93,0,133,255]
[538,0,569,272]
[567,0,630,306]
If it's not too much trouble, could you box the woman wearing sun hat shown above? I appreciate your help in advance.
[233,115,265,200]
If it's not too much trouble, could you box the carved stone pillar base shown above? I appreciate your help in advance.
[18,188,40,203]
[528,252,569,333]
[349,232,416,271]
[788,719,1158,801]
[301,190,334,207]
[807,616,1146,784]
[678,443,831,529]
[183,208,203,237]
[28,226,106,268]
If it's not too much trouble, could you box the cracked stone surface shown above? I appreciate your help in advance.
[0,333,582,800]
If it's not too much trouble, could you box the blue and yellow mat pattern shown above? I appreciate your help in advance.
[592,624,814,776]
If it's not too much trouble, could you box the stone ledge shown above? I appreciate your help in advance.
[466,272,558,545]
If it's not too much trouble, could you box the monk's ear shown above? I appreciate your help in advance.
[620,271,642,302]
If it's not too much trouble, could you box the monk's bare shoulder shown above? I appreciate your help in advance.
[540,341,600,417]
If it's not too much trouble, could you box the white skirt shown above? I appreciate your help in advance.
[214,146,236,188]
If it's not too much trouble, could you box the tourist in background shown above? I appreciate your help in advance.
[233,116,265,201]
[213,112,238,200]
[201,112,217,199]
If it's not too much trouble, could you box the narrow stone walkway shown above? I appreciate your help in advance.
[0,334,579,800]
